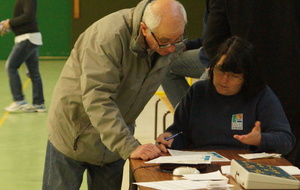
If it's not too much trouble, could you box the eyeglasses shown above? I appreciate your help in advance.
[150,30,188,49]
[213,67,244,82]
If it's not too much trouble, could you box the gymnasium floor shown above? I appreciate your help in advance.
[0,60,172,190]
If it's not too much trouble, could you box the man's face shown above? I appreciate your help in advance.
[141,22,186,56]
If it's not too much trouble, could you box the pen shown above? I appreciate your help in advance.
[164,131,182,141]
[155,132,182,145]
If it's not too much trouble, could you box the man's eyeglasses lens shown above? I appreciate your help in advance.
[151,31,188,49]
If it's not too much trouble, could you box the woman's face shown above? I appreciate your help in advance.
[213,55,244,96]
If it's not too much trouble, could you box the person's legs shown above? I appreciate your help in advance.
[25,46,45,105]
[162,48,206,107]
[42,140,86,190]
[86,159,126,190]
[5,40,32,102]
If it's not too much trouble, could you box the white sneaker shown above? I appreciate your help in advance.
[22,104,47,113]
[5,100,28,112]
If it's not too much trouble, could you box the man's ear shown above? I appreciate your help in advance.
[140,22,148,36]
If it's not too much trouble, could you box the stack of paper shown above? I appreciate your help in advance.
[134,170,233,190]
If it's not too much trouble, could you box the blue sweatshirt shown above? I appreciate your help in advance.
[166,80,295,155]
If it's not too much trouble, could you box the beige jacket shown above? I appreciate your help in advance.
[47,0,183,165]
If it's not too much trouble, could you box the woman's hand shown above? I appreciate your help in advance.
[233,121,262,146]
[155,132,174,153]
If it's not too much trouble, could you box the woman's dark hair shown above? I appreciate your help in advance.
[208,36,265,100]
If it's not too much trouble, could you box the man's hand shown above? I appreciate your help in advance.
[233,121,262,146]
[130,143,162,160]
[155,132,174,153]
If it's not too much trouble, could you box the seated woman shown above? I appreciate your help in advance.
[156,36,295,156]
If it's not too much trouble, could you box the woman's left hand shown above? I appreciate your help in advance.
[233,121,262,146]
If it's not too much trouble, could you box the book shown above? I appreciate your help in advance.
[230,159,300,189]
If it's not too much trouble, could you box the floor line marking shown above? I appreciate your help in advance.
[0,78,31,128]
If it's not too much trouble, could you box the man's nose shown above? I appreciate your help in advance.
[167,45,176,53]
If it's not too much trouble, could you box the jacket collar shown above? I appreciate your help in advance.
[130,0,152,58]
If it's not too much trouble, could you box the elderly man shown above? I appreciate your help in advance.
[42,0,187,189]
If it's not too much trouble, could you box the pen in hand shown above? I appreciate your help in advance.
[156,132,182,145]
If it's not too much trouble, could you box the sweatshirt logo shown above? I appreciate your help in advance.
[231,113,243,130]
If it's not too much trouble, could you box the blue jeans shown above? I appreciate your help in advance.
[42,141,125,190]
[162,47,207,108]
[5,39,44,104]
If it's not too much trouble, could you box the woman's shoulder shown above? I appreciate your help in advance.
[256,85,281,104]
[259,85,277,98]
[189,80,211,96]
[192,79,209,88]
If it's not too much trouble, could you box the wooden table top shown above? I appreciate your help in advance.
[129,150,300,190]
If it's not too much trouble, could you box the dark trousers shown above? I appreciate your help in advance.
[42,140,125,190]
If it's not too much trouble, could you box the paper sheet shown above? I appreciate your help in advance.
[278,166,300,175]
[182,170,228,181]
[134,180,208,190]
[238,152,281,159]
[221,165,231,175]
[145,154,211,164]
[168,149,230,162]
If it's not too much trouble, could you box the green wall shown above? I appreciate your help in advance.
[71,0,141,46]
[0,0,205,60]
[71,0,205,46]
[0,1,71,60]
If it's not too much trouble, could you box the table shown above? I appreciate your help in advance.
[129,150,300,190]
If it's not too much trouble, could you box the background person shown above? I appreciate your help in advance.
[156,36,295,156]
[161,40,208,108]
[162,0,210,108]
[2,0,45,113]
[42,0,187,189]
[203,0,300,167]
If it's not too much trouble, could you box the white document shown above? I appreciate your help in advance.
[278,166,300,175]
[134,180,208,190]
[168,149,230,162]
[238,152,281,159]
[145,154,211,164]
[182,170,228,181]
[221,165,231,175]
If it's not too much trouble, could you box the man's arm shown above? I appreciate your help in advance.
[9,0,37,28]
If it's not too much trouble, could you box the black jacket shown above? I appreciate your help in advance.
[9,0,39,36]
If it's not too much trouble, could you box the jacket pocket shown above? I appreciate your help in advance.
[73,117,92,150]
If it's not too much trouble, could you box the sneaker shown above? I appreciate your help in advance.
[22,104,47,113]
[5,100,28,112]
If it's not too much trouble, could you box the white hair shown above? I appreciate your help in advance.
[142,0,187,31]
